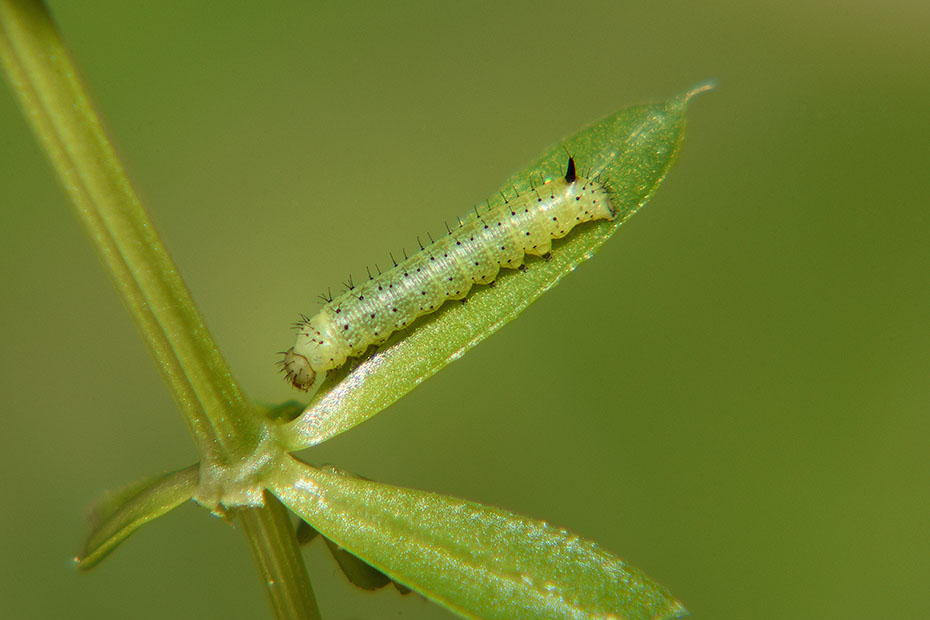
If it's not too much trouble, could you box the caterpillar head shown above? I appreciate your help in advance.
[282,347,321,392]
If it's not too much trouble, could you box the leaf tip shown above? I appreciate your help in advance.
[73,551,96,572]
[662,599,690,619]
[676,79,716,108]
[73,544,107,571]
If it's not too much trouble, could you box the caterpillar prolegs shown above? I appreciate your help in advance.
[282,157,615,395]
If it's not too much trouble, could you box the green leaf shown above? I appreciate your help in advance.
[281,83,712,450]
[296,518,320,545]
[271,459,687,620]
[321,536,393,591]
[77,464,199,570]
[298,518,412,593]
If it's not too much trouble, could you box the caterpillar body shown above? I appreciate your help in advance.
[283,157,615,394]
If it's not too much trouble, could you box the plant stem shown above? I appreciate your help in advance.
[1,2,321,618]
[0,0,262,463]
[239,492,323,620]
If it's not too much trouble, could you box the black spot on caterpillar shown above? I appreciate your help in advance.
[282,157,615,394]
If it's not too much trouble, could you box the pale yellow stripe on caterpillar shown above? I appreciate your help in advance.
[282,156,615,395]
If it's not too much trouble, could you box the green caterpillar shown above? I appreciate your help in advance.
[283,157,615,395]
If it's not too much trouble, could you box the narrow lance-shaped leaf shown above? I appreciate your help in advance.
[270,459,686,620]
[281,83,711,450]
[297,499,412,593]
[77,464,199,569]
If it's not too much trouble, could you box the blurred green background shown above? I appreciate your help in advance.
[2,1,927,619]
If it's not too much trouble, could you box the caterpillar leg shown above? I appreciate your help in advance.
[282,348,327,397]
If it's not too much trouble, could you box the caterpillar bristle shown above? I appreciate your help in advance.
[293,313,313,329]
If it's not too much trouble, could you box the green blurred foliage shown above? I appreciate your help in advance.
[1,1,927,619]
